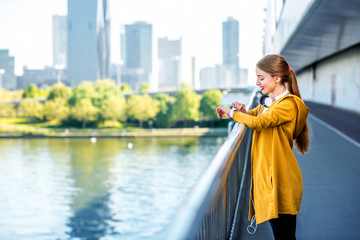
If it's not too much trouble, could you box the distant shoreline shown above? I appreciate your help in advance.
[0,128,228,138]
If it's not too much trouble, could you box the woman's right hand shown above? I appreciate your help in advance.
[216,107,231,119]
[232,102,246,113]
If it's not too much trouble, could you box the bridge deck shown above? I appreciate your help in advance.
[238,101,360,239]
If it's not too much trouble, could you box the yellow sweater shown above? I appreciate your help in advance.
[233,94,309,224]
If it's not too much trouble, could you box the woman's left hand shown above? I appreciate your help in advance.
[216,107,231,119]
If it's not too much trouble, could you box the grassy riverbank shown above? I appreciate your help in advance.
[0,118,227,138]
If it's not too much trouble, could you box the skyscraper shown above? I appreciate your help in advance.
[123,22,152,72]
[67,0,110,86]
[158,37,182,91]
[120,22,152,91]
[0,49,16,90]
[222,17,240,87]
[52,15,67,68]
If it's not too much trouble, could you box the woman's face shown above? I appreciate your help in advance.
[256,67,279,95]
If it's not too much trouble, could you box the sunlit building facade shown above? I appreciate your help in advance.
[158,37,182,91]
[67,0,110,86]
[199,66,217,89]
[199,64,223,89]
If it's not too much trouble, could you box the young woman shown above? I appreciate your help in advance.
[216,54,310,240]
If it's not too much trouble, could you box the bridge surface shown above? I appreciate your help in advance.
[238,101,360,239]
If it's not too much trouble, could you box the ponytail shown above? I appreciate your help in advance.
[296,121,310,154]
[288,70,310,154]
[288,70,301,98]
[257,54,311,154]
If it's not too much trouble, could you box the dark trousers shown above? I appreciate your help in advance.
[269,214,297,240]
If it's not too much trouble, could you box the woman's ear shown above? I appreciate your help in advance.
[275,75,282,83]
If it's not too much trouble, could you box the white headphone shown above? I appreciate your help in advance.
[259,94,273,108]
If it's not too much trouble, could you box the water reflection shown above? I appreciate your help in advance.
[0,137,225,239]
[67,194,116,239]
[67,139,116,239]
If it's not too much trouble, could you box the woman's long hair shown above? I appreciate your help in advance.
[257,54,310,154]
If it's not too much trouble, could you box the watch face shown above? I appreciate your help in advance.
[264,97,273,107]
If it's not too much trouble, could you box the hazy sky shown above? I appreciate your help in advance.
[0,0,266,84]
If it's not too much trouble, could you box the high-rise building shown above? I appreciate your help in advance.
[0,49,16,90]
[222,17,240,87]
[120,22,152,91]
[52,15,67,68]
[158,37,182,91]
[67,0,110,86]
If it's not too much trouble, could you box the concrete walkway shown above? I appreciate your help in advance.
[305,101,360,145]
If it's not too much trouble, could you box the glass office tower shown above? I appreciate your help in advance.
[120,22,153,91]
[67,0,110,86]
[222,17,240,87]
[123,22,152,73]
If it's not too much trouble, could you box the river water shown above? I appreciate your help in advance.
[0,137,226,240]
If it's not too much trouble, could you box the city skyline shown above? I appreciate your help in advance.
[0,0,266,85]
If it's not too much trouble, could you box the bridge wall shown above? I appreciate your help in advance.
[298,44,360,113]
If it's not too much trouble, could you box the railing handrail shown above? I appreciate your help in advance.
[167,88,259,240]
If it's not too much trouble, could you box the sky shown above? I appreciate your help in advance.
[0,0,266,85]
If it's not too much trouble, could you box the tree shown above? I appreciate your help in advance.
[68,81,96,106]
[47,84,73,101]
[99,95,127,124]
[1,89,23,100]
[12,90,24,100]
[154,94,175,127]
[0,102,15,118]
[18,99,44,120]
[179,82,193,90]
[22,84,39,98]
[127,94,159,128]
[37,88,50,98]
[71,99,99,128]
[172,89,200,125]
[43,98,70,123]
[199,90,222,122]
[140,83,150,93]
[93,79,121,107]
[95,79,117,89]
[120,83,131,92]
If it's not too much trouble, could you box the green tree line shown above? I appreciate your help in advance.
[0,80,225,128]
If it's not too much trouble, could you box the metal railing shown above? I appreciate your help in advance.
[167,89,260,240]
